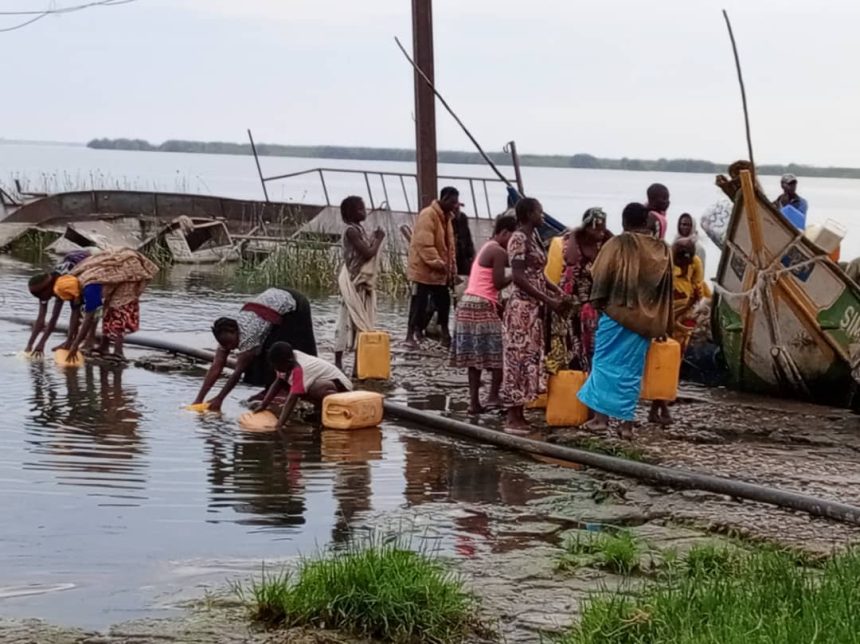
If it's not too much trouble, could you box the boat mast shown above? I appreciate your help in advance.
[722,9,755,172]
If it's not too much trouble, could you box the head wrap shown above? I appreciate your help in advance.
[582,207,607,228]
[53,275,81,301]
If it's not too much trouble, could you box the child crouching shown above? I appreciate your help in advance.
[255,342,352,428]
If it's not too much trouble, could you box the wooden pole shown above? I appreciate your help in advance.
[505,140,525,195]
[396,36,514,190]
[722,10,755,172]
[411,0,437,208]
[247,129,270,203]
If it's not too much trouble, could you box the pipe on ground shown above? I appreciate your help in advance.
[383,402,860,527]
[5,315,860,526]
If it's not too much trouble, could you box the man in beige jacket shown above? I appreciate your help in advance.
[406,186,459,347]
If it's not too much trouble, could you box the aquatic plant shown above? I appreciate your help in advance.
[241,535,484,643]
[231,238,408,296]
[572,437,645,462]
[560,545,860,644]
[557,530,642,575]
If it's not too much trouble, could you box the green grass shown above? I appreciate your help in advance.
[240,537,484,643]
[573,437,646,462]
[560,545,860,644]
[558,530,642,575]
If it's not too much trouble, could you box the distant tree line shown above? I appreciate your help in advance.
[86,138,860,179]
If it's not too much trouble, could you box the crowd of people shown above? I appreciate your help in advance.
[24,181,719,437]
[410,183,712,435]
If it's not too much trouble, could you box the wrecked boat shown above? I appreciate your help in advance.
[712,169,860,407]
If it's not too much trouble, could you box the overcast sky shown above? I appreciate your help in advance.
[0,0,857,166]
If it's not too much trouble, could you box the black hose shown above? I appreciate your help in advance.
[384,401,860,527]
[6,314,859,526]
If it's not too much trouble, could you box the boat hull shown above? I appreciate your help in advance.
[713,172,860,407]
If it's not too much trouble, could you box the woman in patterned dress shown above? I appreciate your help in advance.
[559,208,613,372]
[500,198,564,432]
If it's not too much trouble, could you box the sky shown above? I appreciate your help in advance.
[0,0,858,166]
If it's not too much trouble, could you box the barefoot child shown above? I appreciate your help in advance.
[256,342,352,428]
[449,214,516,414]
[333,196,385,374]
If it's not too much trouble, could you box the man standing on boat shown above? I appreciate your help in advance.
[773,173,808,216]
[405,187,459,347]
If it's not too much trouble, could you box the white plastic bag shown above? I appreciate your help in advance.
[700,199,733,251]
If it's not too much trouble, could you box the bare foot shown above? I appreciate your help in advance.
[467,404,486,415]
[583,418,609,432]
[617,422,635,440]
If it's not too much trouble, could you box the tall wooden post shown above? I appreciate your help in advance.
[412,0,437,209]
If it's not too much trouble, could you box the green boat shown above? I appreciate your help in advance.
[713,170,860,407]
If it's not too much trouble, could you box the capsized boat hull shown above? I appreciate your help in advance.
[713,172,860,407]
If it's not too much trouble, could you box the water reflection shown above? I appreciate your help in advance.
[203,428,319,529]
[401,433,543,556]
[323,429,381,544]
[24,361,146,498]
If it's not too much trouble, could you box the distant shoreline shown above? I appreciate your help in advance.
[68,138,860,180]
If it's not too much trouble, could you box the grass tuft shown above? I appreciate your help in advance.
[560,545,860,644]
[240,536,484,643]
[558,530,641,575]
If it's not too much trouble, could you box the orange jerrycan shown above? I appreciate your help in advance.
[356,331,391,380]
[322,391,384,430]
[546,370,589,426]
[640,339,681,401]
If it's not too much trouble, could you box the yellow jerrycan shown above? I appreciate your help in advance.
[639,339,681,401]
[356,331,391,380]
[322,391,384,430]
[546,370,589,426]
[526,393,548,410]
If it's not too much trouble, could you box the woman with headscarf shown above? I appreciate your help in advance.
[675,213,706,273]
[61,248,159,362]
[193,287,317,412]
[24,250,95,357]
[546,207,614,374]
[577,203,674,439]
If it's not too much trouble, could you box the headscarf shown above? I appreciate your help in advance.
[53,275,81,302]
[675,213,707,271]
[582,207,607,228]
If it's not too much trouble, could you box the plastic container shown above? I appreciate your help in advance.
[525,393,547,409]
[781,204,806,231]
[544,236,565,285]
[356,331,391,380]
[322,391,384,430]
[639,339,681,401]
[238,410,279,432]
[546,370,589,426]
[54,348,83,367]
[805,219,846,255]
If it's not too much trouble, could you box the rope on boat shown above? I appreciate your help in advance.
[709,234,831,393]
[5,314,860,527]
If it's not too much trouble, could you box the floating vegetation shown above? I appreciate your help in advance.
[240,536,485,643]
[561,545,860,644]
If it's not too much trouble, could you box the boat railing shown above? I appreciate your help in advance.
[259,167,509,218]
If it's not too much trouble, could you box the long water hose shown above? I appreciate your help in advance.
[4,314,860,526]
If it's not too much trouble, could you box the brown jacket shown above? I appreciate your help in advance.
[407,200,456,286]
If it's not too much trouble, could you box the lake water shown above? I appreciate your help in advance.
[0,257,569,630]
[3,142,860,277]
